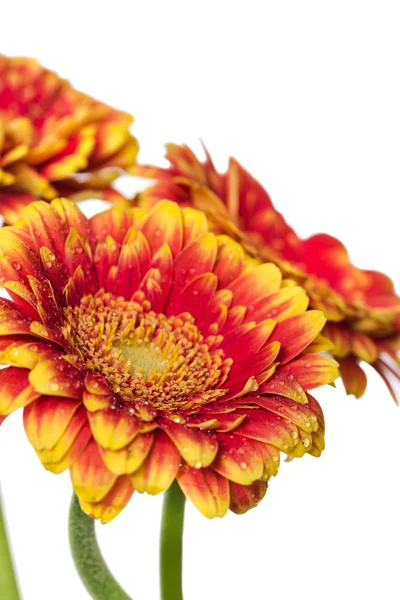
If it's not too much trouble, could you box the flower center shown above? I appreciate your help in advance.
[62,291,229,412]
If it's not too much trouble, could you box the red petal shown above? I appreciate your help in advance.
[229,480,268,514]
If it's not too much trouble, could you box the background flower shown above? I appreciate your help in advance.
[0,56,138,224]
[134,144,400,401]
[0,198,336,522]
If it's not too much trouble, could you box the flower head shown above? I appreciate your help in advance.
[0,198,337,522]
[0,56,138,224]
[134,144,400,401]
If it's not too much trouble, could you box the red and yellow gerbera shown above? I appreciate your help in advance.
[134,144,400,401]
[0,198,337,522]
[0,56,138,224]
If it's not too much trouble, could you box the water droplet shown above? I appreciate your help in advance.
[50,382,59,391]
[240,461,247,470]
[194,461,202,469]
[12,262,21,271]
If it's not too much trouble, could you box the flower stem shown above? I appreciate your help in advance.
[0,491,20,600]
[160,480,186,600]
[68,494,132,600]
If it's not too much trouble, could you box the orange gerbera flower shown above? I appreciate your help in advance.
[134,144,400,401]
[0,198,337,522]
[0,56,138,224]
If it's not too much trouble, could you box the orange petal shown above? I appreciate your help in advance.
[0,229,46,286]
[167,233,218,310]
[222,319,276,362]
[64,229,97,293]
[177,465,229,518]
[23,396,82,450]
[245,286,309,323]
[212,435,264,485]
[35,407,89,466]
[322,323,351,358]
[213,236,245,288]
[258,371,308,403]
[79,475,134,523]
[91,206,136,247]
[159,419,218,468]
[99,433,154,475]
[280,354,339,390]
[234,408,299,452]
[0,367,40,415]
[0,340,59,369]
[141,200,183,258]
[254,441,280,479]
[227,263,282,307]
[93,237,119,289]
[29,358,84,398]
[268,311,326,364]
[253,396,318,434]
[351,332,379,364]
[130,431,181,495]
[229,480,268,514]
[42,422,92,474]
[70,439,117,503]
[88,408,141,450]
[181,206,208,246]
[169,273,218,320]
[338,357,368,399]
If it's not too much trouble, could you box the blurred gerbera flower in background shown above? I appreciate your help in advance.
[134,144,400,401]
[0,56,138,224]
[0,197,337,522]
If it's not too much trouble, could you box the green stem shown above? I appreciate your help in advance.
[0,490,20,600]
[68,494,132,600]
[160,480,186,600]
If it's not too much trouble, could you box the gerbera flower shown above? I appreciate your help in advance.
[134,144,400,401]
[0,56,138,224]
[0,198,337,522]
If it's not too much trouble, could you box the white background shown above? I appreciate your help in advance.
[1,2,400,599]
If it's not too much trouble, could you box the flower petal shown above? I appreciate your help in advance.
[141,200,183,258]
[159,419,218,468]
[79,475,134,523]
[268,311,326,364]
[229,480,268,515]
[29,358,84,398]
[338,356,368,399]
[177,465,229,518]
[70,439,117,503]
[0,367,40,415]
[87,408,141,451]
[227,263,282,307]
[23,396,82,450]
[130,430,181,495]
[280,354,339,390]
[99,433,154,475]
[212,434,264,485]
